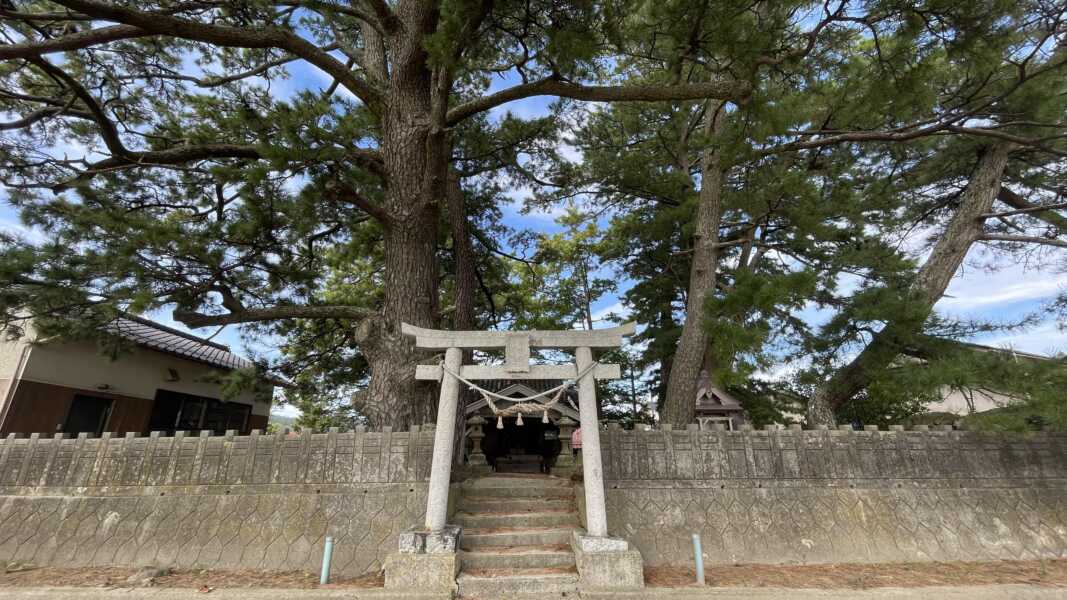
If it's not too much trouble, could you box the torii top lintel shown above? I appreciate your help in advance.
[403,322,636,380]
[400,322,637,351]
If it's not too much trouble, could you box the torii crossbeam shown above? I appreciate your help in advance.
[403,322,636,538]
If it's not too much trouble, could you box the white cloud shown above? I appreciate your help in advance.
[0,217,43,243]
[972,322,1066,357]
[591,301,629,324]
[937,272,1067,310]
[271,404,301,418]
[558,141,583,163]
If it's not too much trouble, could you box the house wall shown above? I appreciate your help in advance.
[0,428,445,576]
[0,332,29,380]
[0,381,153,436]
[926,386,1017,415]
[19,339,269,413]
[593,427,1067,566]
[0,332,32,430]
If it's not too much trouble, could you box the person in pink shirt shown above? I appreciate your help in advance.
[571,427,582,456]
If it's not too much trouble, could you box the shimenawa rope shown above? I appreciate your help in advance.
[439,360,597,428]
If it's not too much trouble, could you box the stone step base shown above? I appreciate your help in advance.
[455,510,579,529]
[466,473,571,486]
[461,477,575,499]
[462,526,574,548]
[461,496,574,513]
[463,485,574,499]
[497,462,543,473]
[457,570,579,597]
[500,452,542,460]
[458,589,576,593]
[461,546,576,570]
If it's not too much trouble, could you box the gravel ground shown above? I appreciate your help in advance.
[645,559,1067,588]
[2,559,1066,596]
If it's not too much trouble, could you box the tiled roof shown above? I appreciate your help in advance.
[106,315,255,371]
[695,384,744,413]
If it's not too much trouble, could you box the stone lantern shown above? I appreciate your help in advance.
[466,415,490,475]
[555,415,578,477]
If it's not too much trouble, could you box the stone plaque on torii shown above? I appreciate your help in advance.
[402,321,636,541]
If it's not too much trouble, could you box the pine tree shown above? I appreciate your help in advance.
[0,0,748,428]
[2,1,1065,430]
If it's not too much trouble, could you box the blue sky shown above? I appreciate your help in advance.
[2,58,1064,419]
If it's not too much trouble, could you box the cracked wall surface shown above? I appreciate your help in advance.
[0,428,436,575]
[598,428,1067,566]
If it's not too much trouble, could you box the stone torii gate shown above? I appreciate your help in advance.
[403,321,636,538]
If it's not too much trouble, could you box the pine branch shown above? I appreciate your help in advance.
[49,0,383,108]
[173,305,379,328]
[994,189,1067,231]
[0,24,145,59]
[326,179,391,225]
[363,0,402,34]
[28,56,128,157]
[978,234,1067,248]
[446,77,751,125]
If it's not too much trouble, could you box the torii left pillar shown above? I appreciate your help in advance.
[383,345,463,592]
[425,346,461,531]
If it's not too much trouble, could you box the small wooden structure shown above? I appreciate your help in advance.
[694,369,745,431]
[403,322,636,538]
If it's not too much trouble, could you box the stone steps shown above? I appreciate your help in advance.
[461,479,575,499]
[466,473,572,486]
[461,496,574,513]
[495,453,545,474]
[460,545,576,570]
[457,569,579,598]
[455,509,579,529]
[462,526,575,548]
[457,474,581,596]
[464,486,575,498]
[497,461,542,473]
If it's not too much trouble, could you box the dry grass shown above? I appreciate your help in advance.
[645,559,1067,589]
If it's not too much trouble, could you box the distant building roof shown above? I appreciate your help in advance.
[106,314,256,371]
[898,337,1058,366]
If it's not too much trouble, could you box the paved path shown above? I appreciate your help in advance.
[2,586,1065,599]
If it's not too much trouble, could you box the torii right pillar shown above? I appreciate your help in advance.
[572,346,645,591]
[575,346,608,537]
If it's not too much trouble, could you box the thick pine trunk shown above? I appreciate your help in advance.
[447,172,477,331]
[359,42,448,428]
[446,171,476,465]
[662,102,725,427]
[361,208,441,428]
[806,143,1012,425]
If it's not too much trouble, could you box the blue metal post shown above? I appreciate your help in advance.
[320,536,334,585]
[692,533,705,586]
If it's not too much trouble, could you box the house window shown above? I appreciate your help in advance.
[63,395,114,436]
[148,390,251,435]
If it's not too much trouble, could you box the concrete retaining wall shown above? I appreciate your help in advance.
[0,428,440,576]
[598,427,1067,566]
[6,424,1067,574]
